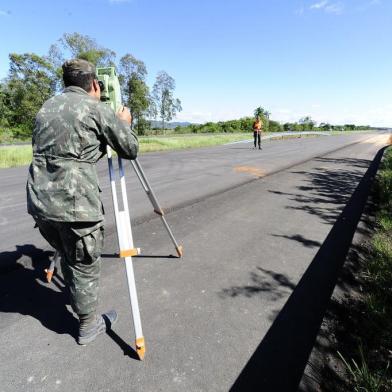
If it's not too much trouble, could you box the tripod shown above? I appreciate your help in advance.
[45,148,182,360]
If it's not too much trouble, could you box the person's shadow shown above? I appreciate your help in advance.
[0,244,78,338]
[0,244,140,359]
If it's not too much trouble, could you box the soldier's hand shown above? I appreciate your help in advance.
[117,106,132,125]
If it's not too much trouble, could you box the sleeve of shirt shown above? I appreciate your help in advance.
[96,103,139,160]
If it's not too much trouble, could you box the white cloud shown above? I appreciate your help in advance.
[310,1,329,9]
[310,1,344,15]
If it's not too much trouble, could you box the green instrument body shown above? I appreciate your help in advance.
[96,67,122,113]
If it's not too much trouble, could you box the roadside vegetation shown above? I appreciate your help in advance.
[0,131,373,169]
[318,146,392,391]
[0,133,253,168]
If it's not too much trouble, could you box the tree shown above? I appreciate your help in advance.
[5,53,56,129]
[299,116,315,131]
[152,71,182,131]
[319,122,331,131]
[268,120,282,132]
[119,54,147,87]
[58,32,115,66]
[344,124,356,131]
[254,106,270,119]
[46,32,117,91]
[0,82,12,127]
[118,54,150,134]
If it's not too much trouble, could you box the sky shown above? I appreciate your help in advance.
[0,0,391,126]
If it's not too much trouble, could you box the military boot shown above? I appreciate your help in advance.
[78,310,118,345]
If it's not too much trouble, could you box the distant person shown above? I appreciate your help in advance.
[26,59,139,345]
[252,116,263,149]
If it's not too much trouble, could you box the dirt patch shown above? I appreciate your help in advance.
[234,165,265,178]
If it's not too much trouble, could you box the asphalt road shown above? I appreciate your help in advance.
[0,132,390,391]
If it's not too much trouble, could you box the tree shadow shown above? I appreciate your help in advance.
[268,157,372,230]
[0,244,78,338]
[219,267,296,302]
[271,234,322,249]
[229,147,387,391]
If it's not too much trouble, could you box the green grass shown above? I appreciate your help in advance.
[0,133,252,168]
[138,133,251,152]
[338,347,389,392]
[0,145,33,168]
[337,146,392,391]
[0,130,376,169]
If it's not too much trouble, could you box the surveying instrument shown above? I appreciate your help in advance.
[45,66,183,360]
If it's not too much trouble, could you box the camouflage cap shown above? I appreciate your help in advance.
[62,59,96,76]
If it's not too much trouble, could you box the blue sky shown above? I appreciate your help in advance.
[0,0,391,126]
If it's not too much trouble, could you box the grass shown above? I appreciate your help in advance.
[335,147,392,391]
[338,346,390,392]
[0,130,374,169]
[0,133,252,168]
[138,133,251,152]
[0,145,33,168]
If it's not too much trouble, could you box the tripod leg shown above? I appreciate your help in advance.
[108,151,145,359]
[45,250,60,283]
[124,252,145,360]
[131,159,183,257]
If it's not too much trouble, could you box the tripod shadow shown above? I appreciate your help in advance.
[106,329,140,360]
[102,253,178,260]
[0,244,78,338]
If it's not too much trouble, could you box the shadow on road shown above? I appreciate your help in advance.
[271,234,322,248]
[228,147,386,391]
[0,245,141,359]
[220,267,296,302]
[269,157,371,228]
[0,244,78,337]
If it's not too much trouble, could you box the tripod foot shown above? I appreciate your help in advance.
[136,337,146,360]
[44,269,54,283]
[176,245,183,258]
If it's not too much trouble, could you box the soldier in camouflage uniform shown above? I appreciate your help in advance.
[26,59,139,345]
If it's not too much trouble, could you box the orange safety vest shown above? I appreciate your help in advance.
[253,120,262,132]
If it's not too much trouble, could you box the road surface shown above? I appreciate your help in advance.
[0,132,390,391]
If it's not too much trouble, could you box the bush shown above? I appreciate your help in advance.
[269,120,283,133]
[0,126,32,143]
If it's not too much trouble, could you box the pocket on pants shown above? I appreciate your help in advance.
[77,226,104,264]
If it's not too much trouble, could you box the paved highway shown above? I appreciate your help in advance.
[0,132,390,391]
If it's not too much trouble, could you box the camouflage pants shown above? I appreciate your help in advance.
[34,217,104,316]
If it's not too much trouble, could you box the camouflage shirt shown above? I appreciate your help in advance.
[27,86,139,222]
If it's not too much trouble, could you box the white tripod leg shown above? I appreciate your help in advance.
[107,146,145,360]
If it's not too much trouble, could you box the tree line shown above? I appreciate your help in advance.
[0,33,375,142]
[0,32,182,138]
[172,108,372,135]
